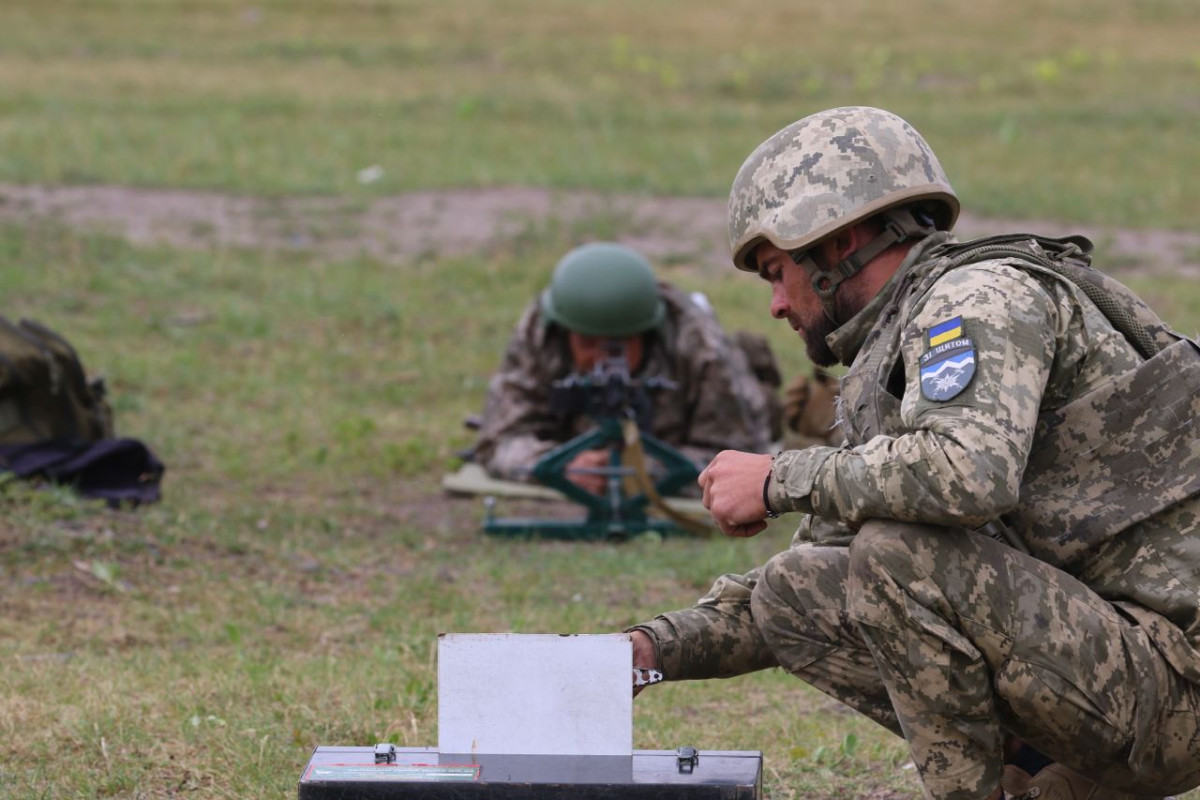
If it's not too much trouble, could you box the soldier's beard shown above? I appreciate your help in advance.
[795,284,874,367]
[797,313,838,367]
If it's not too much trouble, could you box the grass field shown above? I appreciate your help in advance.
[0,220,932,799]
[2,0,1199,226]
[2,1,1200,799]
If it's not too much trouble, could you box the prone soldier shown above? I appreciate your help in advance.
[473,242,780,494]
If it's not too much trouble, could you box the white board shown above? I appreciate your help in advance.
[437,633,632,756]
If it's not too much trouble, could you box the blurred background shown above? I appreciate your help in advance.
[1,2,1198,798]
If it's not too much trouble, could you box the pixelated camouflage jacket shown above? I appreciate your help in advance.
[473,282,773,481]
[639,233,1200,682]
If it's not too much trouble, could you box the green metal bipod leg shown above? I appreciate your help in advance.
[483,415,699,541]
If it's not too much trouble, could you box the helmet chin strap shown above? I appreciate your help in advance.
[790,207,936,325]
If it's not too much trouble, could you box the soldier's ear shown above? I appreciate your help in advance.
[831,224,878,262]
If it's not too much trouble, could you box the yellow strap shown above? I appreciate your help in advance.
[619,418,714,537]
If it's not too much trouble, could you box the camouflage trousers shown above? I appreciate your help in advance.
[752,522,1200,800]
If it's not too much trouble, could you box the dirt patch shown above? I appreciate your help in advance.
[3,183,1199,278]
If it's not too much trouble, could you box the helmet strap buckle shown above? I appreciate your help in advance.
[882,216,910,245]
[789,252,845,325]
[792,206,937,326]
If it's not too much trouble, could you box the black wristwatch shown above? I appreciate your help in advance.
[762,470,781,519]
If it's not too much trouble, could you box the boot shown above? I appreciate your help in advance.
[1001,763,1174,800]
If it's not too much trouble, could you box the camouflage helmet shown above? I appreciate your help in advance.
[728,106,959,272]
[540,242,665,338]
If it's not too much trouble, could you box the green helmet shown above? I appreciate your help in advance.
[540,243,665,338]
[727,106,959,273]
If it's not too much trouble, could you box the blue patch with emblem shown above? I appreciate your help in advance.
[919,318,976,401]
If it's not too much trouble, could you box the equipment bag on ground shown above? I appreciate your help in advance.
[0,316,164,505]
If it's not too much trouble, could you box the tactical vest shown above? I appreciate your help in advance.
[838,234,1200,566]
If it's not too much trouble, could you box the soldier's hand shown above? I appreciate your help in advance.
[630,630,659,698]
[567,449,609,494]
[698,450,773,538]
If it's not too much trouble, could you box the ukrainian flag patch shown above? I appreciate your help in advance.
[927,316,963,347]
[919,317,975,401]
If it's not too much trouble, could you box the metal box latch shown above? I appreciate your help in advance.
[374,743,397,764]
[676,745,699,773]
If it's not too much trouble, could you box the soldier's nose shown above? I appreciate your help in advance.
[769,285,790,319]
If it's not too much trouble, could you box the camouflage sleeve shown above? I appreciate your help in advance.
[671,305,774,463]
[628,567,779,680]
[769,263,1061,528]
[473,304,565,481]
[790,513,857,547]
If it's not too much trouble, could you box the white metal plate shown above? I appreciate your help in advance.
[437,633,632,756]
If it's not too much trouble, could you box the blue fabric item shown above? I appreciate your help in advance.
[0,438,165,506]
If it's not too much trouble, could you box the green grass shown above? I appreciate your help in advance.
[0,219,909,799]
[1,0,1199,227]
[4,216,1200,799]
[3,1,1200,798]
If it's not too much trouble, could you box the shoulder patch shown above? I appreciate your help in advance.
[919,317,975,401]
[927,315,963,347]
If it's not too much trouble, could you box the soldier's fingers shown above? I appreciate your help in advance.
[739,521,768,538]
[569,473,605,495]
[720,519,765,538]
[710,502,735,533]
[719,518,764,538]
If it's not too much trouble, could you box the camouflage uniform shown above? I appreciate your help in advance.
[474,282,774,480]
[634,233,1200,799]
